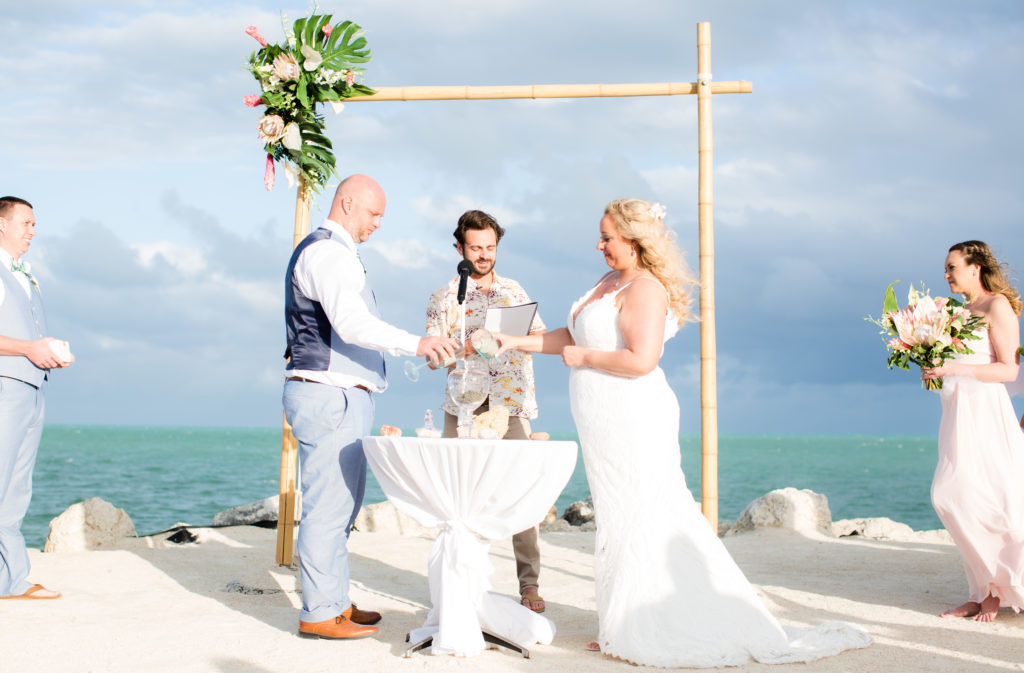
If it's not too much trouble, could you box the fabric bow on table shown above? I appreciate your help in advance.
[363,436,577,656]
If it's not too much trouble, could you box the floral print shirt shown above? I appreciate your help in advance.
[426,273,545,419]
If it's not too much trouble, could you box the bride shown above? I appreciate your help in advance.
[495,198,870,667]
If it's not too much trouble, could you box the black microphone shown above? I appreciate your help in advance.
[456,260,473,304]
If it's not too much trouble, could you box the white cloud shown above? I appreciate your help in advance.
[7,0,1023,432]
[363,238,447,270]
[132,241,206,274]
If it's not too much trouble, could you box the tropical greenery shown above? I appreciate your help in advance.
[244,11,375,192]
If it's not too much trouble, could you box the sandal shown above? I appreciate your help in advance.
[0,584,61,600]
[520,589,546,613]
[585,641,601,652]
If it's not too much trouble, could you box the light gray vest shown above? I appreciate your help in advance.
[0,266,47,387]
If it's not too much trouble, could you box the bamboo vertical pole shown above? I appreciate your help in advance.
[276,174,312,566]
[696,22,719,529]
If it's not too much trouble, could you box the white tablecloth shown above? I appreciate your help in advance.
[363,436,578,656]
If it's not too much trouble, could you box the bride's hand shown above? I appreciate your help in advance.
[561,345,586,368]
[493,332,517,356]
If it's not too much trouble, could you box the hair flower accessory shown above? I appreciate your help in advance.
[647,202,667,221]
[244,9,375,192]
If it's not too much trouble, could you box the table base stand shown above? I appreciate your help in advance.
[404,630,531,659]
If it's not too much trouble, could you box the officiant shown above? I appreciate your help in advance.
[424,209,548,613]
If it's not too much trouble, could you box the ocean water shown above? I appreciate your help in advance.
[22,426,942,548]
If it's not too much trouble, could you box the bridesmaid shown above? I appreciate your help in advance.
[922,240,1024,622]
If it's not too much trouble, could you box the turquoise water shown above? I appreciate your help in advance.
[22,426,941,548]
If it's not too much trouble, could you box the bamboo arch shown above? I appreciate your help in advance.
[276,22,751,565]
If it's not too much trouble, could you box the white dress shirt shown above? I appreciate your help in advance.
[286,220,420,391]
[0,248,33,305]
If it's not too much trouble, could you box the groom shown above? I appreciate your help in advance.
[283,174,457,639]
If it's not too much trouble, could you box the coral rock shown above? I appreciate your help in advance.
[729,488,832,537]
[44,497,136,552]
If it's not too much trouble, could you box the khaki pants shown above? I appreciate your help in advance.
[443,402,541,594]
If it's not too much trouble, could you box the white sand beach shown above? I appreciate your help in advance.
[2,523,1022,673]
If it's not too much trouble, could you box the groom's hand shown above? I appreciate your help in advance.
[417,336,458,366]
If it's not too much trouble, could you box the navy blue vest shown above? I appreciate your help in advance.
[284,228,386,388]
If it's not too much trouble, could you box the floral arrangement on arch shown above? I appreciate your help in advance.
[244,11,375,192]
[866,282,986,390]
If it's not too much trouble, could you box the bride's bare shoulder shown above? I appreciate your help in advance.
[627,273,668,296]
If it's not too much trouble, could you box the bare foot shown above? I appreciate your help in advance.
[584,641,601,652]
[940,601,981,618]
[973,595,1000,622]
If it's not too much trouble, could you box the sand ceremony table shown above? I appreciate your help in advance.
[363,436,578,657]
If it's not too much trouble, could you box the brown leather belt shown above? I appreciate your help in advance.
[286,376,371,394]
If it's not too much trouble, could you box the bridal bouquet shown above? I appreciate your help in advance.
[243,9,375,192]
[867,282,986,390]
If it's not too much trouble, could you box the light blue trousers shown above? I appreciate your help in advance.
[0,377,45,597]
[283,380,373,623]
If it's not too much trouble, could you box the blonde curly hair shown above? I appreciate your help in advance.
[604,198,697,322]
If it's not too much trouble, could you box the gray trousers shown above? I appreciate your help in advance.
[0,377,44,597]
[443,402,541,594]
[284,380,373,622]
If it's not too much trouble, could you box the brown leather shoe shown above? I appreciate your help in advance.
[298,614,378,640]
[344,603,382,625]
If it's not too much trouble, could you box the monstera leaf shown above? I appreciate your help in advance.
[245,11,376,192]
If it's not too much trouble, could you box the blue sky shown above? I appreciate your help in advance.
[2,0,1022,434]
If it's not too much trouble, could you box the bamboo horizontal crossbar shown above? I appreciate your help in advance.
[349,81,752,102]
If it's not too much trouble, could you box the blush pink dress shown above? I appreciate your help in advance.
[932,328,1024,609]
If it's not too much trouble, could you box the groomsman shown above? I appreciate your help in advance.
[283,175,457,639]
[0,196,71,601]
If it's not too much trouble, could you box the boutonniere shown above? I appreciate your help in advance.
[10,259,39,290]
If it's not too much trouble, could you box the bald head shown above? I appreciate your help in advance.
[328,174,386,243]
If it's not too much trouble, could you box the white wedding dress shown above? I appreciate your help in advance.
[568,282,871,667]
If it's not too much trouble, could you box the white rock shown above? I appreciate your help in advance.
[912,528,954,544]
[730,487,832,537]
[44,497,136,552]
[540,518,574,532]
[213,493,302,527]
[353,500,437,536]
[832,517,916,541]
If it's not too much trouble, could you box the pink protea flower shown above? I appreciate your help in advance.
[245,25,268,47]
[257,114,286,143]
[273,53,301,81]
[888,337,909,351]
[346,70,355,86]
[264,154,275,191]
[243,95,264,108]
[322,24,333,38]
